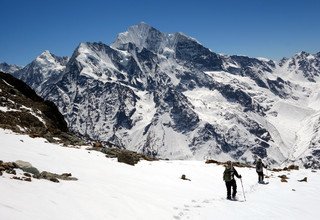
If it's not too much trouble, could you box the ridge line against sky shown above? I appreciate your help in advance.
[0,0,319,66]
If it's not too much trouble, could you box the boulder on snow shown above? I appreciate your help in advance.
[24,177,32,182]
[205,159,252,168]
[205,159,222,165]
[181,174,191,181]
[287,164,299,170]
[12,176,22,181]
[117,150,140,166]
[23,173,32,177]
[298,177,307,182]
[279,174,289,182]
[6,169,16,175]
[34,171,78,182]
[15,160,40,175]
[272,168,282,172]
[1,162,18,169]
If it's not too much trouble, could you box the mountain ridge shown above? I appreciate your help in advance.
[7,23,320,168]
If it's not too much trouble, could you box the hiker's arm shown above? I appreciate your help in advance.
[234,168,241,178]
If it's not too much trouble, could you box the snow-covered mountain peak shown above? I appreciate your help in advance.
[276,51,320,82]
[12,51,69,93]
[69,42,129,82]
[38,50,52,58]
[35,50,65,68]
[257,57,272,62]
[112,22,166,53]
[8,23,320,169]
[111,23,223,72]
[0,62,22,74]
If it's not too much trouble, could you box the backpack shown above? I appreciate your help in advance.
[256,162,263,172]
[223,167,235,182]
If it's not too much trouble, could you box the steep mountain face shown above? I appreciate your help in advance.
[10,23,320,168]
[0,62,22,74]
[13,51,69,94]
[278,51,320,82]
[0,71,81,145]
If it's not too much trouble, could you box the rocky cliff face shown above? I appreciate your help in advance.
[9,23,320,168]
[0,71,81,145]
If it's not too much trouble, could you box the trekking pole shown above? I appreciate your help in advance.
[240,178,246,201]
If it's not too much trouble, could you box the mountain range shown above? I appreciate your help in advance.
[4,22,320,168]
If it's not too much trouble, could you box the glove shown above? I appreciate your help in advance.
[239,175,242,178]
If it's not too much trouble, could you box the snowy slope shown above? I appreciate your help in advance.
[1,129,319,220]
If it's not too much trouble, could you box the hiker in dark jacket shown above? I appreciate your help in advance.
[223,161,241,200]
[256,158,267,183]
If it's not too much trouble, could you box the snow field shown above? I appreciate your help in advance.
[1,129,319,220]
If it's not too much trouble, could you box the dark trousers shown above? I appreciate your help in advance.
[257,171,264,182]
[225,179,237,199]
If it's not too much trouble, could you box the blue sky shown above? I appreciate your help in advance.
[1,0,319,66]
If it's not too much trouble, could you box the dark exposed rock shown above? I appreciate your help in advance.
[278,174,289,179]
[1,160,77,183]
[278,174,289,182]
[175,33,223,71]
[93,142,104,149]
[205,159,221,165]
[87,145,156,165]
[34,171,78,182]
[117,150,141,166]
[15,160,40,175]
[298,177,307,182]
[181,174,191,181]
[24,177,32,182]
[49,177,60,183]
[205,159,253,168]
[12,176,22,181]
[287,164,299,170]
[5,169,16,175]
[23,173,32,177]
[0,71,83,145]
